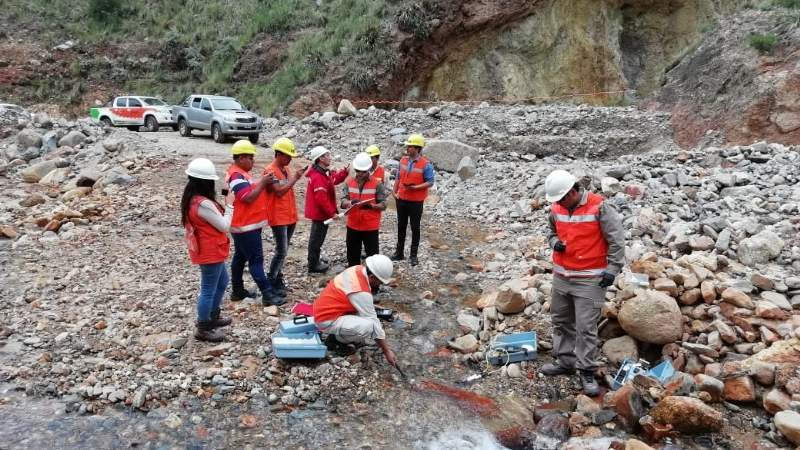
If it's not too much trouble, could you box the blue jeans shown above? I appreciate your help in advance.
[269,224,295,278]
[198,262,228,322]
[231,229,268,291]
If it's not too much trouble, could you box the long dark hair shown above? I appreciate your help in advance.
[181,176,219,226]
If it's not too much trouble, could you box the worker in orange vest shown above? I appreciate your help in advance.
[181,158,233,342]
[365,145,386,184]
[262,137,304,305]
[540,169,625,397]
[392,134,435,266]
[312,255,398,367]
[223,140,277,303]
[341,152,387,267]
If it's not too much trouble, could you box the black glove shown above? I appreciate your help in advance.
[599,271,616,288]
[553,240,566,253]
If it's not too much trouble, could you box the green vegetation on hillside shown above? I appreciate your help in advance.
[2,0,410,114]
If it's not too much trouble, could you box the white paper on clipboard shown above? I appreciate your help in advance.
[324,199,372,225]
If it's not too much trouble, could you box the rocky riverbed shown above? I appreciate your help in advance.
[1,101,800,449]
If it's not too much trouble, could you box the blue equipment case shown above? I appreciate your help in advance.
[272,329,327,359]
[487,331,538,365]
[279,316,319,334]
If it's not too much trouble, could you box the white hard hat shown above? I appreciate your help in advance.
[185,158,219,180]
[352,152,372,171]
[365,254,393,284]
[544,169,577,202]
[307,146,330,163]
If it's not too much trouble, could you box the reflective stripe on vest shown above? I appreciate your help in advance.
[346,177,381,231]
[397,156,429,202]
[313,266,372,326]
[551,192,608,276]
[226,165,268,233]
[186,196,230,265]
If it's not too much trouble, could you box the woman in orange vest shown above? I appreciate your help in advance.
[341,152,387,267]
[262,137,304,304]
[181,158,233,343]
[392,134,435,266]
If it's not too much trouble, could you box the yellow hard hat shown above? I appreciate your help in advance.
[404,134,425,148]
[272,137,297,157]
[365,145,381,157]
[231,140,257,156]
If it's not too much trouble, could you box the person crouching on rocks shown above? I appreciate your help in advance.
[181,158,234,342]
[312,254,398,368]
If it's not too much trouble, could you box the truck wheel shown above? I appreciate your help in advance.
[212,123,226,143]
[127,126,139,132]
[248,134,260,144]
[178,119,191,137]
[145,116,159,132]
[100,117,113,127]
[171,124,179,132]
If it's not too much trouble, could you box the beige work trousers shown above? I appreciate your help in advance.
[550,274,605,370]
[321,315,377,344]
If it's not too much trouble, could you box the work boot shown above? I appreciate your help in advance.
[390,250,404,261]
[324,334,356,356]
[540,362,574,376]
[230,287,255,302]
[194,321,224,342]
[580,370,601,397]
[261,286,287,306]
[273,274,287,297]
[209,308,232,328]
[409,255,419,266]
[308,260,329,274]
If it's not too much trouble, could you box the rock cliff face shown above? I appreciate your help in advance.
[400,0,741,105]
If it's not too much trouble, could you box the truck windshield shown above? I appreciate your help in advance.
[211,99,243,110]
[142,98,166,106]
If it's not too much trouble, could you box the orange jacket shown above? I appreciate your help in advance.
[371,165,386,184]
[313,265,371,325]
[396,156,429,202]
[225,165,267,233]
[185,196,230,265]
[346,176,382,231]
[551,192,608,277]
[263,161,298,226]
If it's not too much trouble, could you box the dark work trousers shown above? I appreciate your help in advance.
[268,223,295,279]
[231,228,268,292]
[307,220,329,267]
[346,227,379,267]
[395,199,424,257]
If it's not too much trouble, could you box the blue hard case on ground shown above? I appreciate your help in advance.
[487,331,538,365]
[279,316,319,334]
[272,329,327,359]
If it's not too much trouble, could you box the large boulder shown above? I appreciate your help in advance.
[21,159,67,183]
[618,290,683,344]
[58,130,86,148]
[456,156,476,181]
[737,230,784,266]
[16,129,42,149]
[495,279,527,314]
[602,335,638,366]
[774,410,800,446]
[423,139,480,172]
[336,99,357,116]
[650,396,722,433]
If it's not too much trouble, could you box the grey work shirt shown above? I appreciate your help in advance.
[547,190,626,275]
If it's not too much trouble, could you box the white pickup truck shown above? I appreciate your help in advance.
[173,95,263,143]
[89,96,176,132]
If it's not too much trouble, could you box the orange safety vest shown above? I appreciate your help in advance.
[346,176,382,231]
[313,265,372,326]
[225,164,267,233]
[185,196,230,265]
[396,156,429,202]
[551,192,608,278]
[263,161,298,226]
[371,165,386,184]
